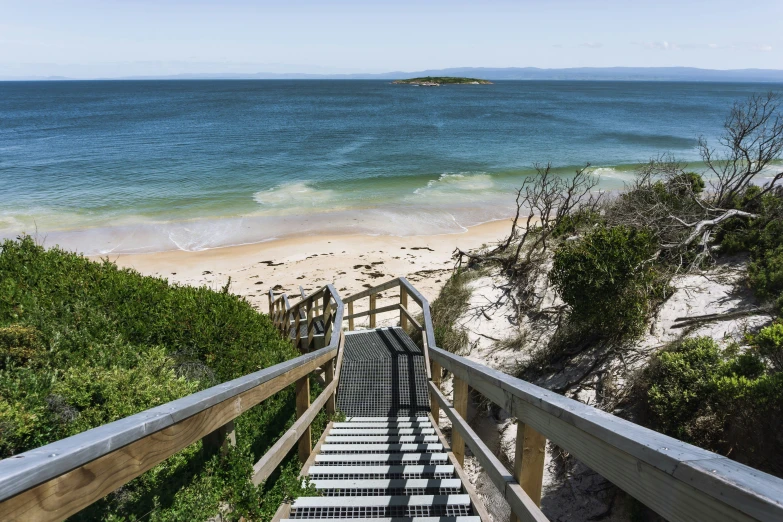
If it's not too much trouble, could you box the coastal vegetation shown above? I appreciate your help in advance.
[392,76,492,86]
[448,91,783,490]
[0,237,319,520]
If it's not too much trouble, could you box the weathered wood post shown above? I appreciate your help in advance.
[400,286,408,330]
[348,301,355,331]
[203,420,236,456]
[430,360,441,425]
[452,377,468,465]
[294,304,302,352]
[324,358,335,415]
[305,299,313,351]
[513,422,547,510]
[369,294,377,328]
[296,376,311,463]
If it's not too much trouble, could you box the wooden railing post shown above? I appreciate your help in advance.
[430,361,441,426]
[305,299,313,352]
[369,294,377,328]
[202,420,236,456]
[296,376,311,464]
[324,358,335,415]
[348,301,354,331]
[452,376,468,466]
[294,305,302,352]
[400,286,408,330]
[513,422,547,510]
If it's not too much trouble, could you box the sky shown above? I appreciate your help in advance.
[1,0,782,78]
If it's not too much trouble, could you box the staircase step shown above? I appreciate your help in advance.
[330,428,436,436]
[282,518,480,522]
[314,453,449,466]
[345,417,430,422]
[320,443,444,454]
[333,421,432,429]
[289,494,473,518]
[325,435,440,444]
[312,478,463,496]
[307,465,455,479]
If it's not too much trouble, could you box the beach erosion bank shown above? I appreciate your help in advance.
[106,219,513,315]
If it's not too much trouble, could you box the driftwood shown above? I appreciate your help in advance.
[671,308,768,329]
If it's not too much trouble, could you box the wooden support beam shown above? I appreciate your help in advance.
[296,376,311,464]
[251,380,337,486]
[369,294,377,328]
[430,360,442,426]
[342,303,399,322]
[324,358,335,415]
[400,287,408,330]
[429,382,548,522]
[513,422,547,511]
[452,376,468,466]
[305,300,313,352]
[348,301,354,331]
[202,420,236,457]
[398,304,423,331]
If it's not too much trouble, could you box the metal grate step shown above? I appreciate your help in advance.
[314,453,449,466]
[320,443,444,454]
[333,422,432,429]
[282,518,480,522]
[307,465,456,480]
[345,417,430,422]
[325,435,440,445]
[329,428,436,436]
[289,494,473,519]
[312,478,463,497]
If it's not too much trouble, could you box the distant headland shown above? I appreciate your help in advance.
[392,76,493,86]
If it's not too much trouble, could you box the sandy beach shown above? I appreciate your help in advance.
[106,219,512,317]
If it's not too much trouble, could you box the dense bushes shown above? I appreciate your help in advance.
[640,336,783,475]
[549,225,663,338]
[0,237,314,520]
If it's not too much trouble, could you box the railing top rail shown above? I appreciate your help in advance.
[323,283,344,347]
[0,344,338,502]
[399,276,436,351]
[429,346,783,521]
[341,277,401,304]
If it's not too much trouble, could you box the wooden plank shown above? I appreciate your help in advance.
[202,420,236,457]
[301,421,333,474]
[0,345,338,507]
[251,381,338,486]
[324,358,335,415]
[428,346,783,522]
[429,383,548,522]
[452,376,468,466]
[430,360,442,426]
[348,301,354,331]
[398,304,423,331]
[296,376,311,464]
[428,413,492,522]
[342,303,399,321]
[305,299,313,352]
[369,294,377,328]
[514,422,546,508]
[400,287,409,330]
[323,284,344,348]
[341,278,400,304]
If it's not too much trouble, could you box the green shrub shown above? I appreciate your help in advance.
[0,236,305,520]
[753,322,783,372]
[549,225,661,338]
[667,172,705,195]
[428,271,473,354]
[642,337,783,475]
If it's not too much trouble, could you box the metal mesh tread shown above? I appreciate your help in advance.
[330,428,436,436]
[325,436,440,445]
[336,328,430,417]
[289,495,473,519]
[314,453,449,466]
[282,518,480,522]
[307,465,456,480]
[319,444,444,454]
[312,478,463,497]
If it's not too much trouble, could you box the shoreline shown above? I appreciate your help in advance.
[107,219,513,315]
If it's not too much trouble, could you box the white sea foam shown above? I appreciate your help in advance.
[253,181,338,213]
[411,173,496,201]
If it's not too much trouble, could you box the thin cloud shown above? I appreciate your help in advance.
[581,42,603,49]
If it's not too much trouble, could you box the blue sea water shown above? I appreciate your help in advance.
[1,80,780,254]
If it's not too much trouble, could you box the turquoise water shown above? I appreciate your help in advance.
[1,80,780,254]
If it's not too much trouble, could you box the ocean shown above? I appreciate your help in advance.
[1,80,781,254]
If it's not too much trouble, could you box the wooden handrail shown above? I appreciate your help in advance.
[428,345,783,522]
[1,284,345,521]
[429,382,548,522]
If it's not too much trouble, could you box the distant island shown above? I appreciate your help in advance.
[392,76,493,86]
